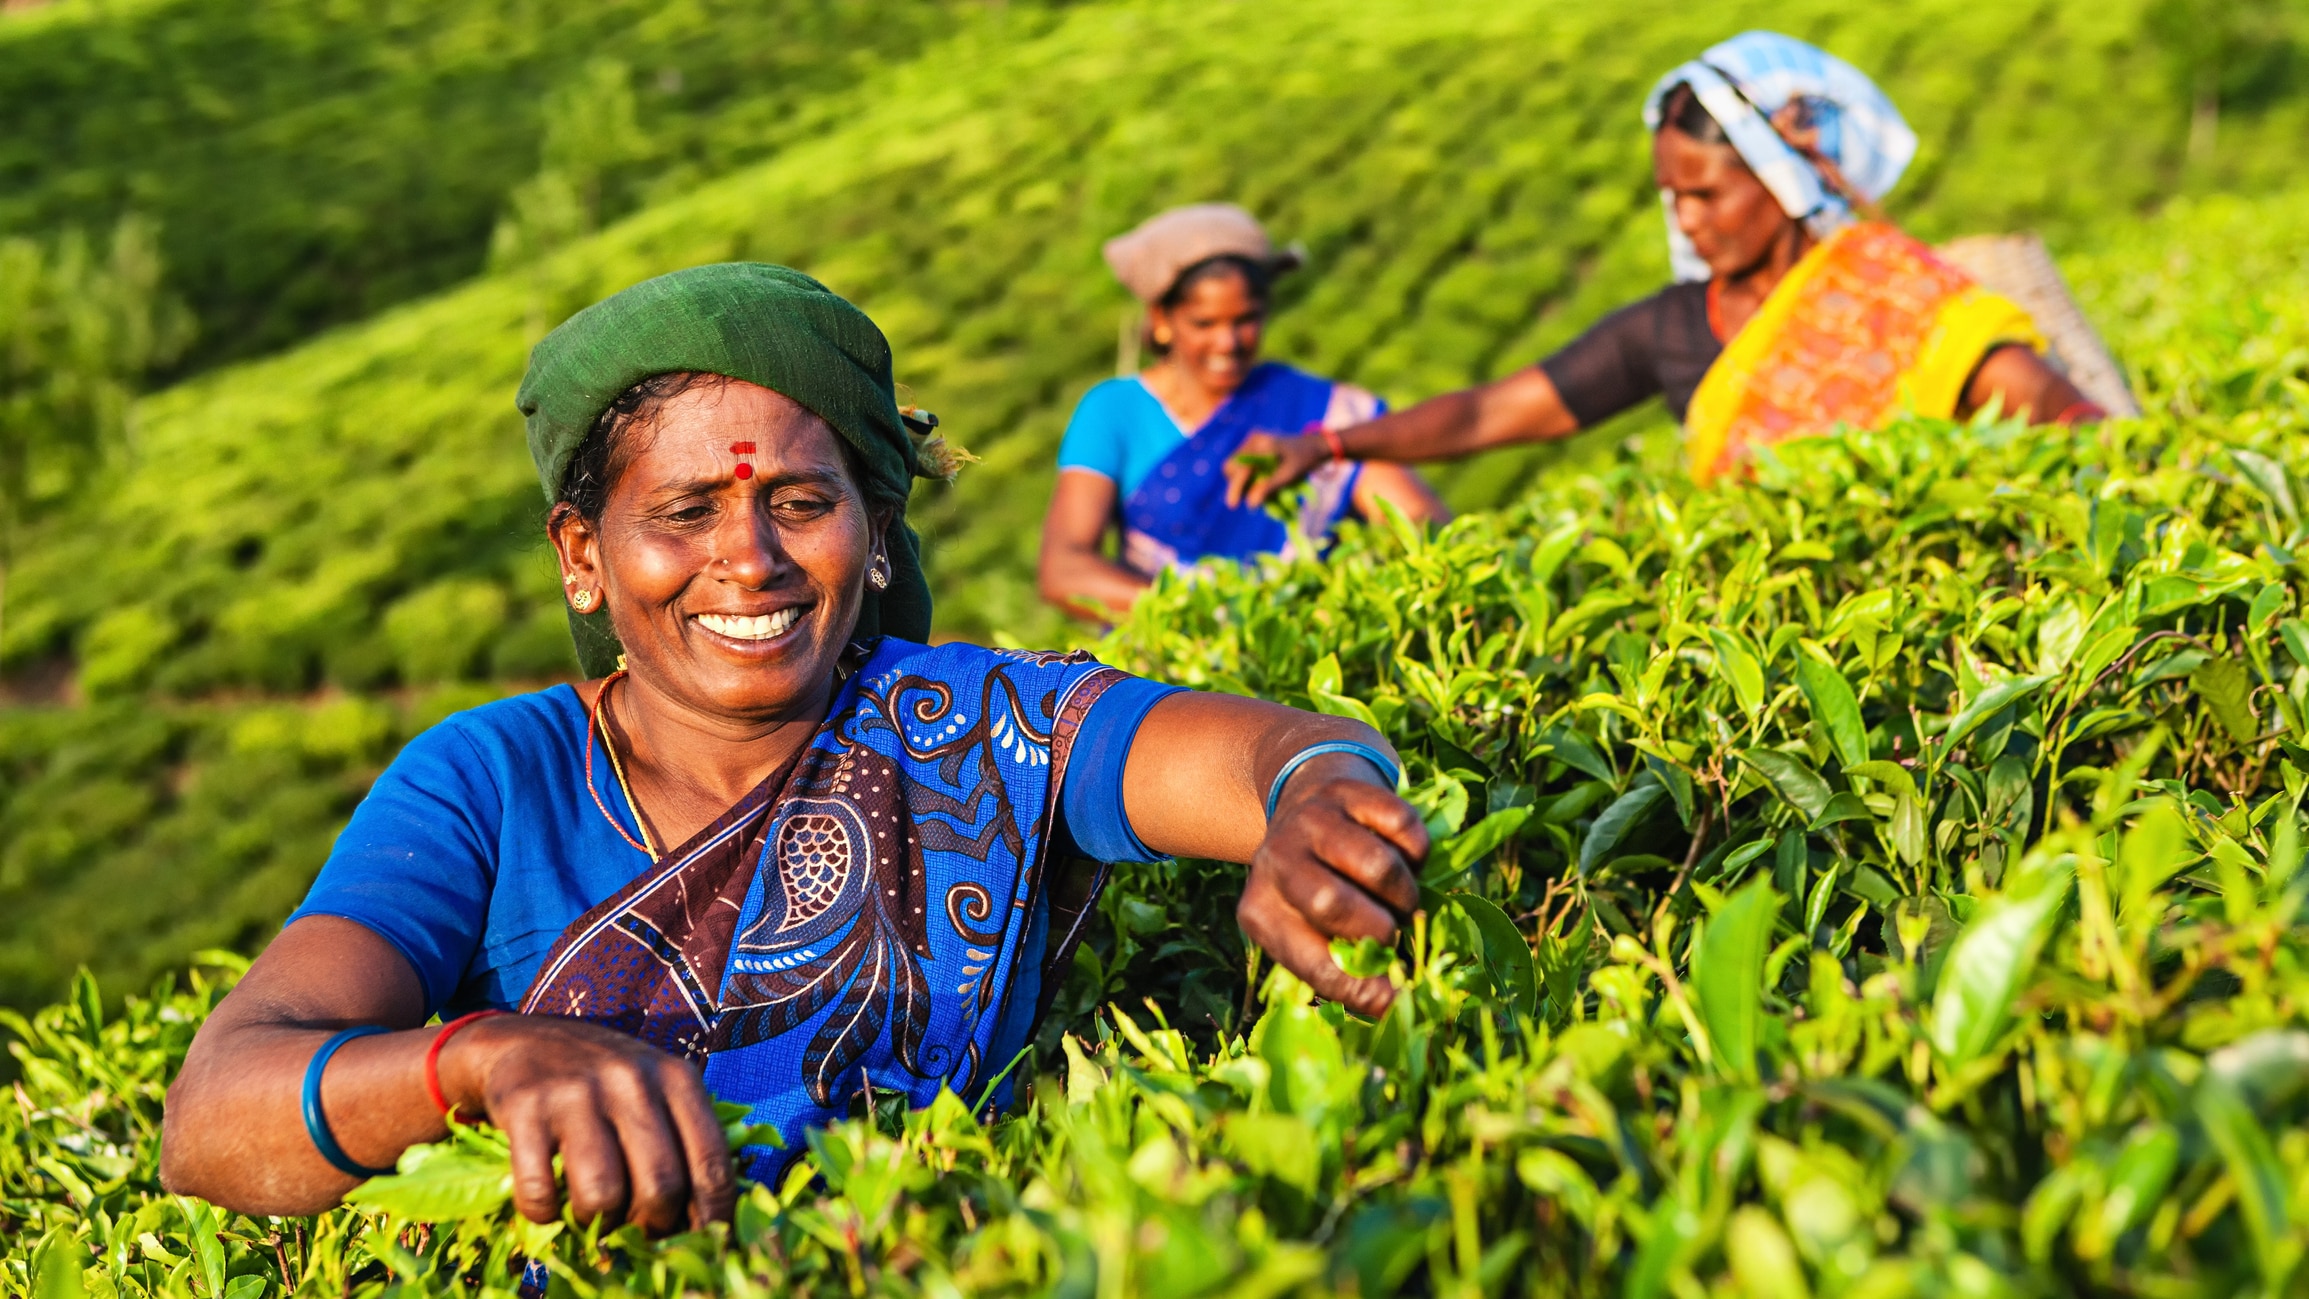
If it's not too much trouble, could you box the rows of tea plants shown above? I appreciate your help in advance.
[10,0,2309,689]
[2,0,2308,1011]
[0,0,1063,371]
[10,374,2309,1292]
[0,164,2291,1016]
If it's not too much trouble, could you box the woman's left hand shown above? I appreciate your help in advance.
[1224,431,1330,509]
[1121,696,1429,1015]
[1238,752,1427,1015]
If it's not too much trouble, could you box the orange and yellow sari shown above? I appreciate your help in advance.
[1684,221,2046,485]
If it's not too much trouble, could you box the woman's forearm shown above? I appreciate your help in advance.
[162,1019,447,1214]
[1338,368,1580,464]
[160,919,440,1214]
[1037,469,1146,620]
[1120,691,1399,863]
[164,916,736,1231]
[1037,544,1148,621]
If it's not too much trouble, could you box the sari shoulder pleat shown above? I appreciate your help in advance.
[518,638,1127,1177]
[1119,362,1353,574]
[1684,222,2046,485]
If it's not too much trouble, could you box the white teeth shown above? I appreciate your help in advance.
[697,608,802,641]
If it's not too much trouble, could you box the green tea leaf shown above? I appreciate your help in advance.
[1942,674,2054,756]
[1579,783,1666,874]
[1707,629,1766,718]
[31,1234,84,1299]
[1741,749,1831,822]
[2281,619,2309,671]
[1424,806,1532,885]
[1693,879,1779,1080]
[2190,656,2259,744]
[342,1145,514,1223]
[1447,891,1537,1019]
[1535,723,1614,783]
[1328,935,1391,981]
[1808,790,1873,830]
[1725,1207,1811,1299]
[2195,1075,2297,1281]
[1845,760,1916,798]
[1796,654,1868,768]
[2232,448,2299,523]
[1930,866,2073,1067]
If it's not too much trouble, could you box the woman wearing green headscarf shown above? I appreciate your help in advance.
[159,265,1427,1234]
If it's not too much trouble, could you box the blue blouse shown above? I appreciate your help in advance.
[290,659,1180,1020]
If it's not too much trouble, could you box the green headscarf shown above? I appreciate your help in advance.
[516,263,937,677]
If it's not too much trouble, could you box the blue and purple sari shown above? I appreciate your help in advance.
[1120,362,1377,577]
[518,639,1123,1177]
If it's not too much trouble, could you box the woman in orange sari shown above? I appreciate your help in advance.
[1225,31,2101,503]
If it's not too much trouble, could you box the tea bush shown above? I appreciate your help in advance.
[9,0,2309,686]
[13,380,2309,1292]
[0,0,1062,371]
[7,0,2309,1010]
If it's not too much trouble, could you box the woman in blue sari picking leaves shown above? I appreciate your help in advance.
[160,264,1429,1234]
[1038,204,1445,620]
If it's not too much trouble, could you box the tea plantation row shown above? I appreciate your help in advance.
[8,277,2309,1291]
[0,0,1068,371]
[4,0,2309,1011]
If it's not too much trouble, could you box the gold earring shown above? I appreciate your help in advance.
[1152,328,1173,346]
[867,556,890,591]
[571,589,598,613]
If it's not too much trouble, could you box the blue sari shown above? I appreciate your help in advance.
[1119,362,1374,577]
[519,639,1124,1177]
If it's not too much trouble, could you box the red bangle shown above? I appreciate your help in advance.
[2054,399,2107,425]
[1307,420,1347,461]
[423,1010,508,1117]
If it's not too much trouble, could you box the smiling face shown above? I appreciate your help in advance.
[1653,126,1799,280]
[549,377,887,723]
[1149,266,1266,396]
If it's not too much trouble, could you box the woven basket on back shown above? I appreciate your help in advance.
[1934,232,2142,418]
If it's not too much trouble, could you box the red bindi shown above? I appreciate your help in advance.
[730,440,757,480]
[734,463,753,479]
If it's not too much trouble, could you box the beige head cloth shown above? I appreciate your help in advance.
[1101,203,1304,304]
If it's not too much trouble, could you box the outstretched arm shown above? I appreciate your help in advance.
[1352,462,1453,527]
[1963,344,2102,424]
[1037,468,1149,622]
[1121,691,1427,1016]
[1226,367,1580,509]
[161,917,735,1231]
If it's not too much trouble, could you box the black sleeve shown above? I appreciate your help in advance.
[1537,285,1701,428]
[1537,291,1674,427]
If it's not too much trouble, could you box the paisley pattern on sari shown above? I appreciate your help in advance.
[1684,222,2046,485]
[519,638,1124,1175]
[1119,362,1372,578]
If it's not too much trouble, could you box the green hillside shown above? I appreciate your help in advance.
[0,0,2307,1007]
[0,0,1064,371]
[5,192,2309,1295]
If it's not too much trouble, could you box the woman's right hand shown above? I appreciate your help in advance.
[439,1014,737,1233]
[1224,431,1330,509]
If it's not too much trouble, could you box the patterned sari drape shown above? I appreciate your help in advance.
[519,639,1123,1176]
[1684,222,2046,485]
[1118,362,1371,577]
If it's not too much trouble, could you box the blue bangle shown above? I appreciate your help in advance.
[302,1026,398,1179]
[1265,741,1401,821]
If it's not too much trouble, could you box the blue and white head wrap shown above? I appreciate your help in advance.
[1642,31,1917,282]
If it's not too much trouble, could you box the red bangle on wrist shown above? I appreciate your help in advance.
[2054,399,2108,425]
[423,1009,508,1117]
[1304,420,1346,461]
